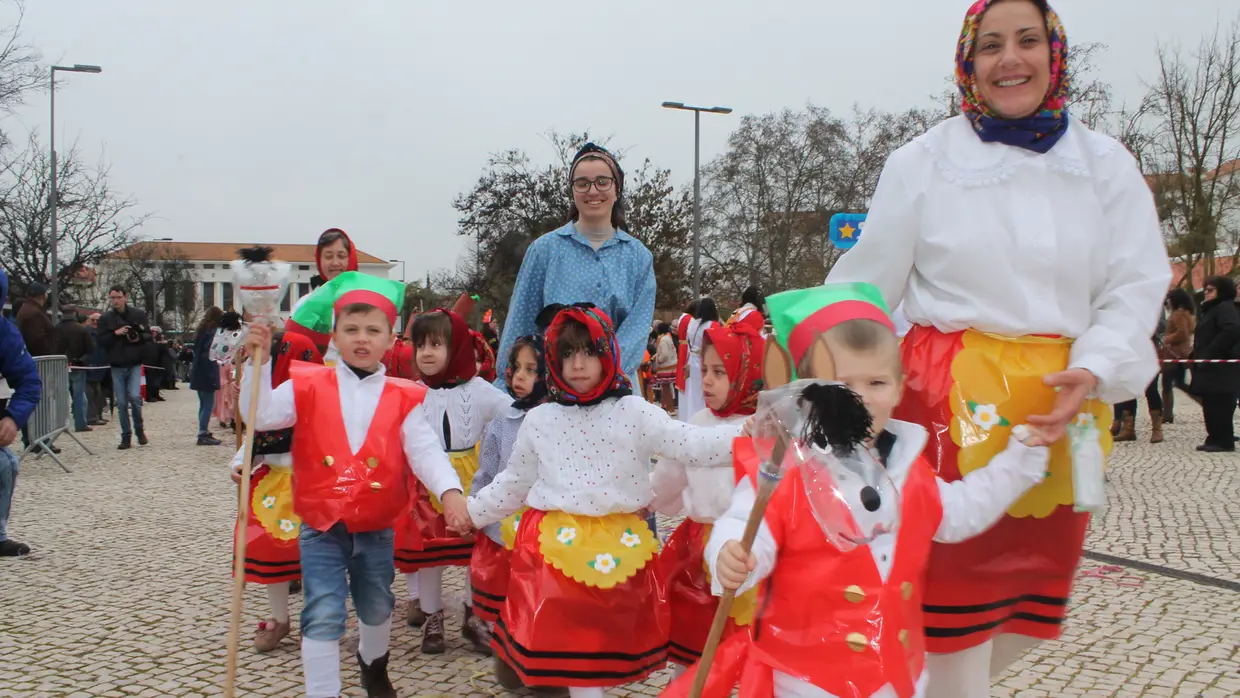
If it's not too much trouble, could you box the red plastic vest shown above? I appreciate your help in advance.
[735,439,943,698]
[290,364,426,533]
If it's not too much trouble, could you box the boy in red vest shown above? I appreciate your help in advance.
[241,276,469,698]
[667,283,1053,698]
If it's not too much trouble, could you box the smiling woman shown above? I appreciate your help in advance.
[826,1,1172,696]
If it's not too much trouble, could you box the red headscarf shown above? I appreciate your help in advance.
[544,304,631,406]
[472,330,497,383]
[315,228,359,281]
[702,323,765,419]
[419,309,477,389]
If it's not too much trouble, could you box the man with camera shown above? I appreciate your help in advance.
[97,285,151,450]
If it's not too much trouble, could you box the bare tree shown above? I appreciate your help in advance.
[106,241,198,331]
[1140,18,1240,285]
[0,135,149,295]
[0,1,44,149]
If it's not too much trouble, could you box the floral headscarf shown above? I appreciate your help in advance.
[956,0,1070,154]
[543,304,632,406]
[702,323,765,419]
[505,335,548,411]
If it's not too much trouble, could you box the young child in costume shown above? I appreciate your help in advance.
[665,284,1053,698]
[469,335,548,690]
[396,308,511,655]
[466,304,741,698]
[228,326,323,652]
[240,277,469,698]
[650,322,764,673]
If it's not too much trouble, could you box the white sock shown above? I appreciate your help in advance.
[671,664,687,678]
[301,636,341,698]
[568,688,607,698]
[267,582,290,624]
[924,642,993,698]
[418,566,445,614]
[405,571,420,601]
[462,575,473,608]
[358,618,392,664]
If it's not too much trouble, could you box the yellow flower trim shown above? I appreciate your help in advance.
[429,445,480,514]
[537,511,659,589]
[948,331,1112,519]
[500,507,528,551]
[251,468,300,541]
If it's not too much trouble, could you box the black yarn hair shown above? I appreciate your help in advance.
[798,382,874,457]
[237,246,274,264]
[218,311,243,332]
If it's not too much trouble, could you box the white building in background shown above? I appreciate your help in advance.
[90,241,395,332]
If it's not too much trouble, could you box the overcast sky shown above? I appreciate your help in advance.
[13,0,1236,281]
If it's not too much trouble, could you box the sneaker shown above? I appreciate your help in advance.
[75,426,93,433]
[357,651,397,698]
[137,431,149,446]
[197,435,222,446]
[462,605,493,655]
[0,539,31,556]
[253,618,291,652]
[405,599,426,627]
[421,610,446,654]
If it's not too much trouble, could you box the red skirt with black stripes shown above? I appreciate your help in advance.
[898,325,1089,653]
[234,465,300,584]
[394,480,474,572]
[470,534,510,624]
[491,509,670,688]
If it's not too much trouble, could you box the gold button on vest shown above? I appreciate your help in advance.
[843,585,866,603]
[845,632,868,652]
[370,482,382,491]
[323,456,334,467]
[901,581,914,600]
[367,457,379,469]
[899,629,910,648]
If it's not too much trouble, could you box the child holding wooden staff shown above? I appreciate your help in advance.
[240,273,469,698]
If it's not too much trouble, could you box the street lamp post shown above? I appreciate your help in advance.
[49,63,102,323]
[661,101,732,302]
[389,259,407,283]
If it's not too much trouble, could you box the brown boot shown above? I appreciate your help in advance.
[253,618,291,652]
[493,655,524,690]
[462,605,493,655]
[421,610,445,654]
[1150,410,1164,443]
[405,598,426,627]
[357,652,397,698]
[1115,412,1136,442]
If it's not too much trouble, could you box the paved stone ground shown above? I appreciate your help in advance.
[0,389,1236,697]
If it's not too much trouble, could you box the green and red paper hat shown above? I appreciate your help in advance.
[766,282,893,374]
[286,271,405,347]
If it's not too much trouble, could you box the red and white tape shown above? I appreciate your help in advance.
[1161,359,1240,364]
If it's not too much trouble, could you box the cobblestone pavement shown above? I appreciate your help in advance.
[1,390,1236,697]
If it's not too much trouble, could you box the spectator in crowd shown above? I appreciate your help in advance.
[1190,275,1240,452]
[98,286,152,450]
[144,327,166,403]
[15,283,55,357]
[0,266,42,556]
[55,306,95,433]
[1159,288,1196,424]
[83,313,109,426]
[190,307,223,446]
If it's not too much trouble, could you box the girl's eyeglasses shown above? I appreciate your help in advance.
[572,176,615,193]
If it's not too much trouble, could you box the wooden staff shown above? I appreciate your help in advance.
[689,439,787,698]
[223,341,267,698]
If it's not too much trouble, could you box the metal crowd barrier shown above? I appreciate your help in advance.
[20,354,92,472]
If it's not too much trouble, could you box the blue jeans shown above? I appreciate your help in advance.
[110,366,145,438]
[196,390,216,436]
[298,523,396,641]
[69,370,88,431]
[0,448,18,542]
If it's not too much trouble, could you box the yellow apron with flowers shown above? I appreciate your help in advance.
[537,511,660,589]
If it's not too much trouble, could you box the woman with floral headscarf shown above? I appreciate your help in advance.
[827,1,1170,695]
[465,304,738,697]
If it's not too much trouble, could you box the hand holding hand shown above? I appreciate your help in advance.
[1027,369,1097,445]
[0,417,17,448]
[442,490,474,535]
[716,540,755,591]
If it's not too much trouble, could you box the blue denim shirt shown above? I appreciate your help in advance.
[494,222,656,388]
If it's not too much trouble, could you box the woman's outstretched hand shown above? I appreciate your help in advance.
[1026,369,1098,444]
